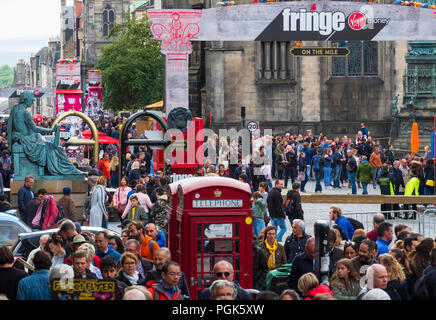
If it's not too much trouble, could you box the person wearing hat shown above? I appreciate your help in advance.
[58,187,76,221]
[64,234,101,269]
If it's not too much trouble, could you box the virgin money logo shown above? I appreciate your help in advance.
[257,6,390,41]
[281,7,389,36]
[348,12,366,30]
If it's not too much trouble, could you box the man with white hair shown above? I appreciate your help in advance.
[210,280,237,300]
[284,219,311,263]
[357,264,388,300]
[123,288,151,300]
[361,288,391,300]
[199,260,251,300]
[26,234,50,272]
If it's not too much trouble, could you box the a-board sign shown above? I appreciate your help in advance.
[290,47,350,57]
[51,278,117,300]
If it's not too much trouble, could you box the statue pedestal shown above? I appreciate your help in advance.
[11,178,89,221]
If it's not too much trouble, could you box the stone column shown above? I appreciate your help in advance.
[300,41,321,122]
[148,10,202,116]
[280,41,287,80]
[264,42,272,80]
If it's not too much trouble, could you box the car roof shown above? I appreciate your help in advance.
[0,212,32,232]
[17,226,119,239]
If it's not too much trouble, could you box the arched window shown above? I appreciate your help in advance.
[332,41,378,77]
[103,9,115,37]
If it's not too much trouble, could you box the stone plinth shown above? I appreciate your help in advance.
[10,178,88,221]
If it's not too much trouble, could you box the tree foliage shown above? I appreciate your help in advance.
[97,15,163,112]
[0,65,13,87]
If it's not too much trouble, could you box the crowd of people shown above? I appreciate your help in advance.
[0,116,436,300]
[1,204,436,300]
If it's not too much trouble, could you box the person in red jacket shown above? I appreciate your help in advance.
[98,153,111,184]
[366,213,385,242]
[148,261,182,300]
[297,272,334,300]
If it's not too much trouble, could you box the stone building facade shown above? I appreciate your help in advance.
[80,0,131,84]
[162,0,409,143]
[12,39,60,117]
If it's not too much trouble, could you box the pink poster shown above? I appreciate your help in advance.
[88,70,102,87]
[56,63,81,90]
[56,92,82,114]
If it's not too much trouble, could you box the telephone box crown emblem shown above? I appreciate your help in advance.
[214,189,222,198]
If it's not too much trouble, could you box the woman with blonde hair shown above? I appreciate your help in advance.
[378,253,410,300]
[77,243,103,279]
[329,258,361,300]
[298,272,333,300]
[331,228,343,248]
[89,175,108,228]
[110,156,119,188]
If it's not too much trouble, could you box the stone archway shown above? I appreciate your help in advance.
[51,110,100,164]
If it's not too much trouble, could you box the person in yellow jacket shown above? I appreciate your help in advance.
[403,169,420,220]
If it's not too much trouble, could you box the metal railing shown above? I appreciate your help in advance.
[337,210,436,238]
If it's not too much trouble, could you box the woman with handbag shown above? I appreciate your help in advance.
[112,176,132,223]
[297,152,307,192]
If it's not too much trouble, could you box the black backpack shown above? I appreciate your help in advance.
[56,203,66,222]
[346,217,364,231]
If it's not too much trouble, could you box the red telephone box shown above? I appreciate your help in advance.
[167,176,253,300]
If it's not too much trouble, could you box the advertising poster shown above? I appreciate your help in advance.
[50,278,117,300]
[56,92,82,114]
[56,62,81,90]
[88,70,102,86]
[85,87,103,118]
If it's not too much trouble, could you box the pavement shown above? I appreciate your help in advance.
[107,178,436,240]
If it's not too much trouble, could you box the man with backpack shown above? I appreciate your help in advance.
[311,148,324,193]
[267,179,287,242]
[328,206,355,240]
[31,189,65,230]
[284,182,304,226]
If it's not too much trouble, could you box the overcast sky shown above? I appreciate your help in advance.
[0,0,73,68]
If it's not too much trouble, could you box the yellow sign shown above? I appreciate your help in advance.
[245,217,253,225]
[290,47,350,57]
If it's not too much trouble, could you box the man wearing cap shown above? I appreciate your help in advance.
[58,187,76,221]
[64,234,101,269]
